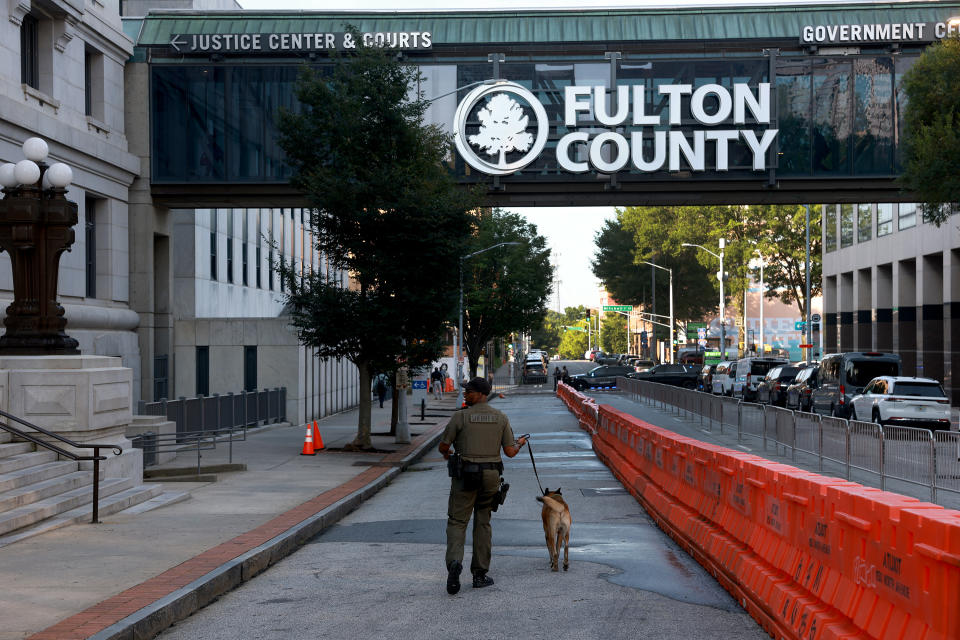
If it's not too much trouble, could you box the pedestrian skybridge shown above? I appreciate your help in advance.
[127,1,960,208]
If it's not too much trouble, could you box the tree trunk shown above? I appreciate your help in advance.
[389,371,399,436]
[347,360,373,450]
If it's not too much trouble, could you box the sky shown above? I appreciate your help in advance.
[230,0,859,307]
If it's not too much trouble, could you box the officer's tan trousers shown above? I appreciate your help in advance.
[445,469,500,575]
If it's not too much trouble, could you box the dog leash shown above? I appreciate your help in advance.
[518,434,545,496]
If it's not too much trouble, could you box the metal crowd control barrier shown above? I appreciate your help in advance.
[614,377,959,503]
[137,387,287,439]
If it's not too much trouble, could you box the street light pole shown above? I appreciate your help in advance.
[804,204,812,362]
[682,241,725,359]
[457,241,521,407]
[641,261,674,363]
[754,250,765,354]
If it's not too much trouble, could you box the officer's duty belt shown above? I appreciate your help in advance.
[462,461,503,473]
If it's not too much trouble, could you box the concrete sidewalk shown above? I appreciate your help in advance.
[1,396,457,640]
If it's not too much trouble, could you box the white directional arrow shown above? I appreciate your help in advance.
[170,35,186,52]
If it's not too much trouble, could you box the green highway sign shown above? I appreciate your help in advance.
[565,325,586,332]
[603,305,633,312]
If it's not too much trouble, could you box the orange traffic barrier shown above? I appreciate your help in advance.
[445,377,454,392]
[300,424,316,456]
[558,395,960,640]
[312,420,324,450]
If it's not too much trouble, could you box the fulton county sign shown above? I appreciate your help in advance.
[453,80,778,177]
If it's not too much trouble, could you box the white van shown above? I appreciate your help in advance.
[711,361,737,396]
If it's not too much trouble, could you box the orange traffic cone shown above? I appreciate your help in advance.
[312,420,324,450]
[300,424,316,456]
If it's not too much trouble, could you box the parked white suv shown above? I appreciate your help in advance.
[849,376,951,429]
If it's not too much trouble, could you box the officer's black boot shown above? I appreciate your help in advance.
[472,572,494,588]
[446,561,462,595]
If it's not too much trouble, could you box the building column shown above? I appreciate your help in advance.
[876,263,893,352]
[920,252,944,385]
[949,250,959,406]
[856,267,872,351]
[824,275,838,354]
[839,271,854,351]
[896,259,918,376]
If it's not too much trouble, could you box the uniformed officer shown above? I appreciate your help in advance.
[438,377,527,594]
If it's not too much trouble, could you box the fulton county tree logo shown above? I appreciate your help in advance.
[454,81,548,176]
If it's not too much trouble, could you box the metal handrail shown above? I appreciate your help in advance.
[0,407,122,524]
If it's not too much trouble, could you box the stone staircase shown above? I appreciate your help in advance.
[0,430,170,547]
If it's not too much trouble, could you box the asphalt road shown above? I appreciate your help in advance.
[158,388,767,640]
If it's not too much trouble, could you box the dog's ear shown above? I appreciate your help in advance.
[555,487,562,495]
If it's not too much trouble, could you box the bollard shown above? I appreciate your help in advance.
[421,398,425,421]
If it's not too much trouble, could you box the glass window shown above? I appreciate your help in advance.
[256,210,262,288]
[85,196,97,299]
[813,60,852,175]
[775,59,811,175]
[877,203,893,236]
[20,14,38,89]
[853,58,894,175]
[226,210,234,284]
[894,57,918,172]
[857,203,871,242]
[840,204,854,248]
[209,209,218,281]
[898,203,916,230]
[242,210,249,286]
[825,205,837,252]
[196,346,209,396]
[890,381,946,397]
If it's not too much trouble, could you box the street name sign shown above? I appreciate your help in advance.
[603,305,633,312]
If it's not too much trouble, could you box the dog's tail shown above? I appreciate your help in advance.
[537,495,566,513]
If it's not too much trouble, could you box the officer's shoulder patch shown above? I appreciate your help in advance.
[469,413,498,423]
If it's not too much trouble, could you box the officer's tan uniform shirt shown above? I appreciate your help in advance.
[441,403,515,463]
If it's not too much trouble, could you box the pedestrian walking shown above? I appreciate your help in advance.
[374,374,387,408]
[431,367,443,399]
[438,377,528,594]
[561,365,570,385]
[553,366,561,390]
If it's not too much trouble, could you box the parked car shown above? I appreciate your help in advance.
[522,359,548,384]
[731,357,788,402]
[596,352,622,365]
[628,363,700,389]
[567,365,634,391]
[785,365,820,412]
[629,358,656,372]
[697,363,717,392]
[711,361,737,396]
[755,365,801,406]
[811,352,901,418]
[849,376,951,429]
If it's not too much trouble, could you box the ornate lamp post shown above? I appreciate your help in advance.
[0,137,79,355]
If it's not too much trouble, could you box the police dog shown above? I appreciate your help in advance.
[536,488,571,572]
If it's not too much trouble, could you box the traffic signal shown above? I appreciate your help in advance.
[586,309,591,318]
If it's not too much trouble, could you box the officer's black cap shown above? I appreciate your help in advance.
[463,377,491,396]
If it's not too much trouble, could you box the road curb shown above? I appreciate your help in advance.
[83,424,446,640]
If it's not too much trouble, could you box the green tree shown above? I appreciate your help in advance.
[276,39,478,450]
[558,325,589,359]
[900,37,960,226]
[462,209,553,378]
[600,313,627,353]
[530,305,589,355]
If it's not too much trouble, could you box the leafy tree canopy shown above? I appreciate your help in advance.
[593,205,822,335]
[462,209,553,378]
[558,324,589,359]
[901,37,960,226]
[276,36,479,448]
[530,305,588,355]
[600,313,627,353]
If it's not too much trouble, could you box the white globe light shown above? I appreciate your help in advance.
[22,137,49,163]
[46,162,73,189]
[14,160,40,186]
[0,163,17,188]
[41,170,52,190]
